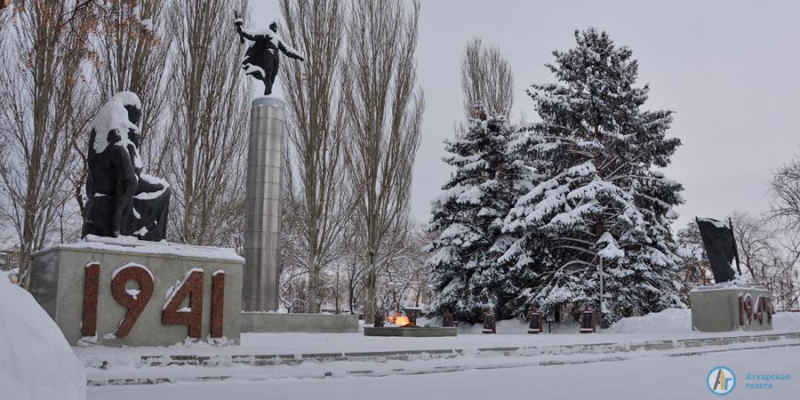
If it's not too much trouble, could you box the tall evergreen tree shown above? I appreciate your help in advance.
[428,108,522,322]
[504,28,684,326]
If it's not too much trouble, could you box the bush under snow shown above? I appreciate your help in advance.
[0,277,86,400]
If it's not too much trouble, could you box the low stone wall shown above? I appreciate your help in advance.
[690,285,774,332]
[241,312,359,333]
[363,327,457,337]
[29,237,243,347]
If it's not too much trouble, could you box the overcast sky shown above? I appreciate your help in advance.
[252,0,800,231]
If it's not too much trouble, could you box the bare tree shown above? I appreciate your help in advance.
[378,220,431,312]
[768,158,800,309]
[91,0,171,176]
[771,158,800,229]
[729,211,775,284]
[0,0,97,287]
[461,38,513,118]
[279,0,351,313]
[341,224,367,314]
[768,234,800,310]
[343,0,424,323]
[165,0,250,247]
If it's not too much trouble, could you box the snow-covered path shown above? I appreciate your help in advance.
[87,345,799,400]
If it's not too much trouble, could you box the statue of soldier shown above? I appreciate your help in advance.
[82,92,170,241]
[234,17,304,95]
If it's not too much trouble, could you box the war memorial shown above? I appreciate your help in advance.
[1,3,798,400]
[24,13,775,348]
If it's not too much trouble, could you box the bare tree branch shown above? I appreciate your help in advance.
[343,0,424,322]
[279,0,351,313]
[461,37,513,118]
[0,0,97,287]
[165,0,250,247]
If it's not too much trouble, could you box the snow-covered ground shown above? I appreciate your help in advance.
[74,309,800,399]
[0,273,86,400]
[87,345,799,400]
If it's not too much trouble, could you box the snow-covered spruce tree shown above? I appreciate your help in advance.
[428,108,523,322]
[503,28,684,327]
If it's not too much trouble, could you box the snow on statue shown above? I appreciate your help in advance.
[0,275,86,400]
[234,15,304,95]
[82,92,171,241]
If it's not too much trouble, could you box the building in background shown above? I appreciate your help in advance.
[0,243,20,272]
[1,242,20,284]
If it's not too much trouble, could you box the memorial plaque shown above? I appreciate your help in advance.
[482,312,496,334]
[579,306,596,333]
[527,309,543,334]
[442,310,455,328]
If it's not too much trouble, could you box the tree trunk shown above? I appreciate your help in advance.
[306,263,320,313]
[365,271,377,322]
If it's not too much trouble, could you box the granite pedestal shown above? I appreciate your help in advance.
[690,284,774,332]
[28,236,244,346]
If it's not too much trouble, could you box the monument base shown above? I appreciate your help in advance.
[241,312,359,333]
[690,284,774,332]
[29,236,244,347]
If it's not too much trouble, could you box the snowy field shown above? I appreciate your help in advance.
[87,346,799,400]
[4,275,799,400]
[76,310,800,399]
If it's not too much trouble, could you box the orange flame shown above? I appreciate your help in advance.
[386,313,412,327]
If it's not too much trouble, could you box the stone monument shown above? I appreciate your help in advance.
[689,218,774,332]
[242,96,287,312]
[234,16,301,312]
[233,16,357,332]
[82,92,170,241]
[29,93,244,346]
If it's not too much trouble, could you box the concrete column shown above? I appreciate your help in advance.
[243,97,286,312]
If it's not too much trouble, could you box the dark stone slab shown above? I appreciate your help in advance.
[363,327,457,337]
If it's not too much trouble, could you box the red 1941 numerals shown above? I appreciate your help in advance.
[82,265,226,339]
[739,294,773,327]
[81,263,100,337]
[162,270,204,338]
[111,264,154,337]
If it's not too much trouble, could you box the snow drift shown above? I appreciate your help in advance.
[606,308,691,334]
[0,276,86,400]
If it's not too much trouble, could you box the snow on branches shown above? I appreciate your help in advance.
[429,29,686,327]
[503,28,685,326]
